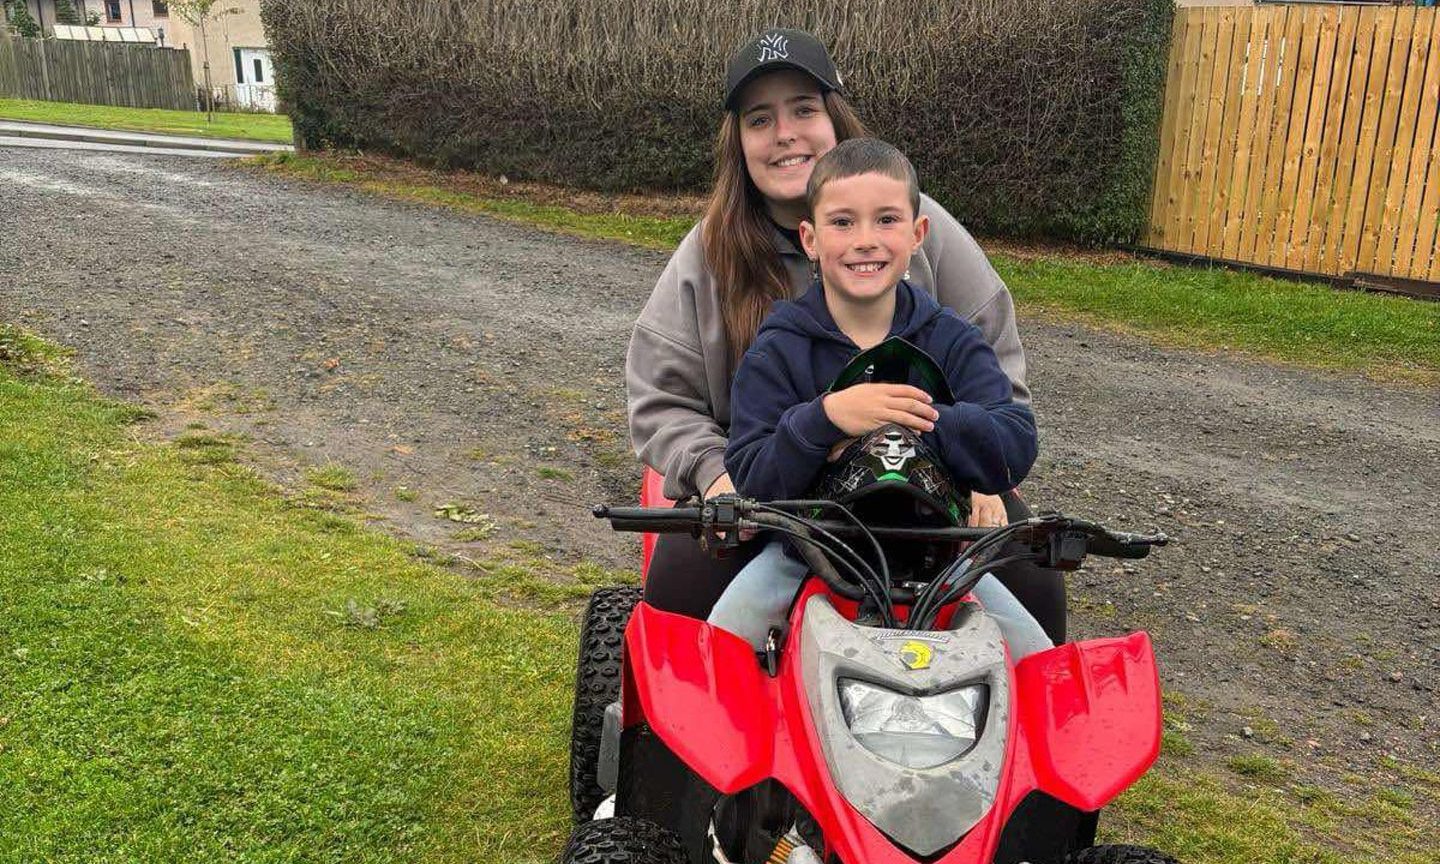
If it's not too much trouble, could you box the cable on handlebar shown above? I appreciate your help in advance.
[749,511,896,626]
[909,553,1039,630]
[756,522,891,616]
[761,501,891,596]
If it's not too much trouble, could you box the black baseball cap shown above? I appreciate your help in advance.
[723,29,844,110]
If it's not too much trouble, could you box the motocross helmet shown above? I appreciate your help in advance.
[815,424,969,527]
[812,424,970,582]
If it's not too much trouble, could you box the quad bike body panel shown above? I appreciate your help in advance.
[1013,634,1162,812]
[622,576,1162,862]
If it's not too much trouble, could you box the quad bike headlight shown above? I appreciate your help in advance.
[837,678,988,770]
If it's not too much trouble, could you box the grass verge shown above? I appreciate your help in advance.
[0,325,574,863]
[248,151,1439,384]
[1,324,1431,862]
[0,98,293,144]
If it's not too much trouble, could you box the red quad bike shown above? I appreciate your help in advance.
[563,469,1176,864]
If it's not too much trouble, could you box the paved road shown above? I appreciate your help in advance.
[0,119,291,158]
[1,145,1436,814]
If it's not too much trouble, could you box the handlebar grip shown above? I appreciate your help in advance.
[593,505,705,533]
[1087,530,1168,560]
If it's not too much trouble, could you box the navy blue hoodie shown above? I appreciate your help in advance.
[725,280,1037,501]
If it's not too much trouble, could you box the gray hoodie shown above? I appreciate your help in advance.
[626,194,1028,500]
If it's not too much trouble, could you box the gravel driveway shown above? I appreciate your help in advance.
[2,146,1436,813]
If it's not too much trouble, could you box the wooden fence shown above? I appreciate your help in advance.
[0,31,194,111]
[1146,4,1440,286]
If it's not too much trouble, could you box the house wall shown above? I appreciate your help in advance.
[14,0,180,46]
[166,0,267,95]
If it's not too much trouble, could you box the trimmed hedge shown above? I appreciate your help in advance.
[262,0,1172,245]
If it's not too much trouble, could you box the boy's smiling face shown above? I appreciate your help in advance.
[800,172,929,306]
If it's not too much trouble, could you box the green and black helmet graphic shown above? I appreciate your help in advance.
[813,424,969,526]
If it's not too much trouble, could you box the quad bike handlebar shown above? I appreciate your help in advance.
[594,497,1166,628]
[593,499,1166,561]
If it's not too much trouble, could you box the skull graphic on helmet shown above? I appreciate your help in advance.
[870,429,917,473]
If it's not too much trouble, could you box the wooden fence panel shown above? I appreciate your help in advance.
[1204,9,1253,259]
[1302,7,1360,274]
[1398,22,1440,277]
[1228,6,1287,262]
[1374,10,1434,275]
[1146,4,1440,285]
[1268,5,1323,270]
[1158,11,1210,248]
[1283,6,1339,271]
[1355,7,1416,273]
[0,31,193,111]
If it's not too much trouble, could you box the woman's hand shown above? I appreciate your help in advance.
[703,472,752,540]
[822,384,938,437]
[968,492,1008,529]
[704,473,737,499]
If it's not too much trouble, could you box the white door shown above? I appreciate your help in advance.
[234,47,277,112]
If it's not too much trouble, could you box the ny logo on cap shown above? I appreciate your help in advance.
[757,32,789,63]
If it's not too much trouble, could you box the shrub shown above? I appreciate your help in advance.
[263,0,1172,245]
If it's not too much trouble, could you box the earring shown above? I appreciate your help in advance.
[903,269,912,281]
[809,259,820,282]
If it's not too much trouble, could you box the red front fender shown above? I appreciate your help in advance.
[622,602,778,792]
[1014,633,1162,811]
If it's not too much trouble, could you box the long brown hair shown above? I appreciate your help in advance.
[701,90,869,365]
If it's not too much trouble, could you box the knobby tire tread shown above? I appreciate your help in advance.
[568,585,643,824]
[561,817,687,864]
[1066,844,1180,864]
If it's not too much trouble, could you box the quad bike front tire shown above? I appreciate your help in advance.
[1066,845,1179,864]
[569,585,643,823]
[561,816,687,864]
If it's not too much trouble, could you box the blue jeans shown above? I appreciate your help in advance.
[707,539,1054,658]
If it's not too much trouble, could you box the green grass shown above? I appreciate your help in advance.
[0,98,293,144]
[0,332,578,862]
[247,152,1438,383]
[1,325,1431,862]
[306,462,359,492]
[249,153,693,250]
[993,255,1439,383]
[1108,770,1435,864]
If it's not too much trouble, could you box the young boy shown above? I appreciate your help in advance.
[713,138,1047,653]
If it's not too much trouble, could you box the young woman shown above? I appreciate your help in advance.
[624,28,1065,642]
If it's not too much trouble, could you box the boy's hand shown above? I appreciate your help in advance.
[822,384,938,437]
[967,492,1008,529]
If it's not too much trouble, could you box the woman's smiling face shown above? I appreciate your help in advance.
[736,70,838,215]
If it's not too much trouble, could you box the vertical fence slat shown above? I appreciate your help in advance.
[1179,8,1225,252]
[1426,146,1440,278]
[1194,9,1239,257]
[1354,7,1415,274]
[1147,10,1192,247]
[1302,8,1361,275]
[1320,7,1383,276]
[1393,18,1440,276]
[1335,7,1399,275]
[1231,6,1288,262]
[1157,9,1208,250]
[1246,7,1305,264]
[1283,5,1341,271]
[1373,10,1434,276]
[1219,9,1269,261]
[1268,6,1326,268]
[1205,10,1254,259]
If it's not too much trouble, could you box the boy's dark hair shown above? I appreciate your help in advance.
[805,138,921,217]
